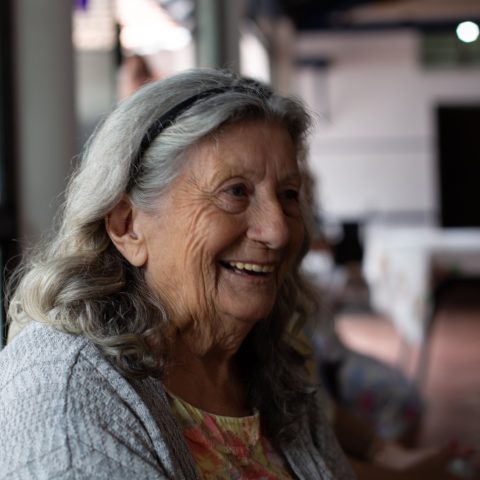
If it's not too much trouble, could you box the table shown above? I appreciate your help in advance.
[363,226,480,345]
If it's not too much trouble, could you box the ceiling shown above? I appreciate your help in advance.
[156,0,480,34]
[251,0,480,31]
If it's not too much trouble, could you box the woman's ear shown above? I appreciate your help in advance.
[105,196,148,267]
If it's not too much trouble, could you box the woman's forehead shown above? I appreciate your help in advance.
[182,120,300,180]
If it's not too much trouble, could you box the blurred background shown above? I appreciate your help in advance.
[1,0,480,468]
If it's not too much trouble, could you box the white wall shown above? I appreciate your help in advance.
[294,30,480,222]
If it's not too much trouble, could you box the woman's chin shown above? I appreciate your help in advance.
[219,303,274,328]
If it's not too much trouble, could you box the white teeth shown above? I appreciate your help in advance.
[227,262,275,273]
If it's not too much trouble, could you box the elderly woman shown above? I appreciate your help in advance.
[0,69,354,479]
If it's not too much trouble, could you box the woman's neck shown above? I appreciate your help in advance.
[163,335,249,417]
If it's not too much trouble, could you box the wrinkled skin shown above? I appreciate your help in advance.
[135,119,305,355]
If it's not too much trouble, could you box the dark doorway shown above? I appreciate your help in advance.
[437,105,480,228]
[0,0,18,346]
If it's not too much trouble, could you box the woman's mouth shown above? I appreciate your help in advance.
[220,261,275,277]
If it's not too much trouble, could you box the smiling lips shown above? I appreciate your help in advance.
[223,261,275,275]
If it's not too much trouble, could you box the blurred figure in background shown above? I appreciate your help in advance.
[117,54,158,100]
[301,173,474,479]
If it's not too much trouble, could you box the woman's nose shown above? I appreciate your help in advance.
[247,198,291,250]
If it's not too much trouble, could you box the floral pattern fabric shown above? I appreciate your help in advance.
[167,393,294,479]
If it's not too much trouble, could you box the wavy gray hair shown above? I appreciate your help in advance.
[7,69,317,442]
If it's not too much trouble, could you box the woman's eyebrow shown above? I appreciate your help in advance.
[280,171,302,184]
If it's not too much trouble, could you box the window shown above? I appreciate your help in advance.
[422,28,480,68]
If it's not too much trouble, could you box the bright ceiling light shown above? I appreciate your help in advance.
[456,21,480,43]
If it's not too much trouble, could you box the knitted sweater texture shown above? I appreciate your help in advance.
[0,323,355,479]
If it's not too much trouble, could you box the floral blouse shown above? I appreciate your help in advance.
[167,393,294,479]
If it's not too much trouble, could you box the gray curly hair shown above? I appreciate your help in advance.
[7,69,317,442]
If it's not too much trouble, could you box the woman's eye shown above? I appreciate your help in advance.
[226,184,248,198]
[217,183,250,214]
[282,189,300,201]
[280,188,302,217]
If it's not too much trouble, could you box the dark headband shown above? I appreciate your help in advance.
[127,84,272,190]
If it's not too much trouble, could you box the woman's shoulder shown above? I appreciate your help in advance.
[1,322,93,390]
[0,321,131,434]
[0,321,163,422]
[0,322,108,393]
[0,322,173,478]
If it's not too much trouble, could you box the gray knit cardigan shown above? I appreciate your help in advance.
[0,322,355,479]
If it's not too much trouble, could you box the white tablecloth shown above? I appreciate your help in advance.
[363,226,480,344]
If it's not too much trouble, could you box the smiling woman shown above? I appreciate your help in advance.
[0,69,355,479]
[113,120,305,361]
